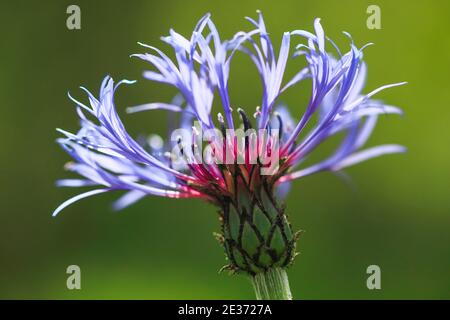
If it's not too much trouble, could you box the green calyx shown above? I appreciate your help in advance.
[216,183,301,275]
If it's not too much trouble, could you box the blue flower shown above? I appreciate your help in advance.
[53,11,405,217]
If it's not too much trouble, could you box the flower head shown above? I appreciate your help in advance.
[54,12,405,274]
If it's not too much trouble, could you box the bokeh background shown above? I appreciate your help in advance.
[1,0,449,299]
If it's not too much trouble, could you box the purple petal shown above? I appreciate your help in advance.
[112,190,146,211]
[332,144,406,170]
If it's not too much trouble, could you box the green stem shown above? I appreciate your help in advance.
[250,267,293,300]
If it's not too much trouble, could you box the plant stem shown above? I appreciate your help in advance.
[250,267,293,300]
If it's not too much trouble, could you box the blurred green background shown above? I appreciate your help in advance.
[1,0,449,299]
